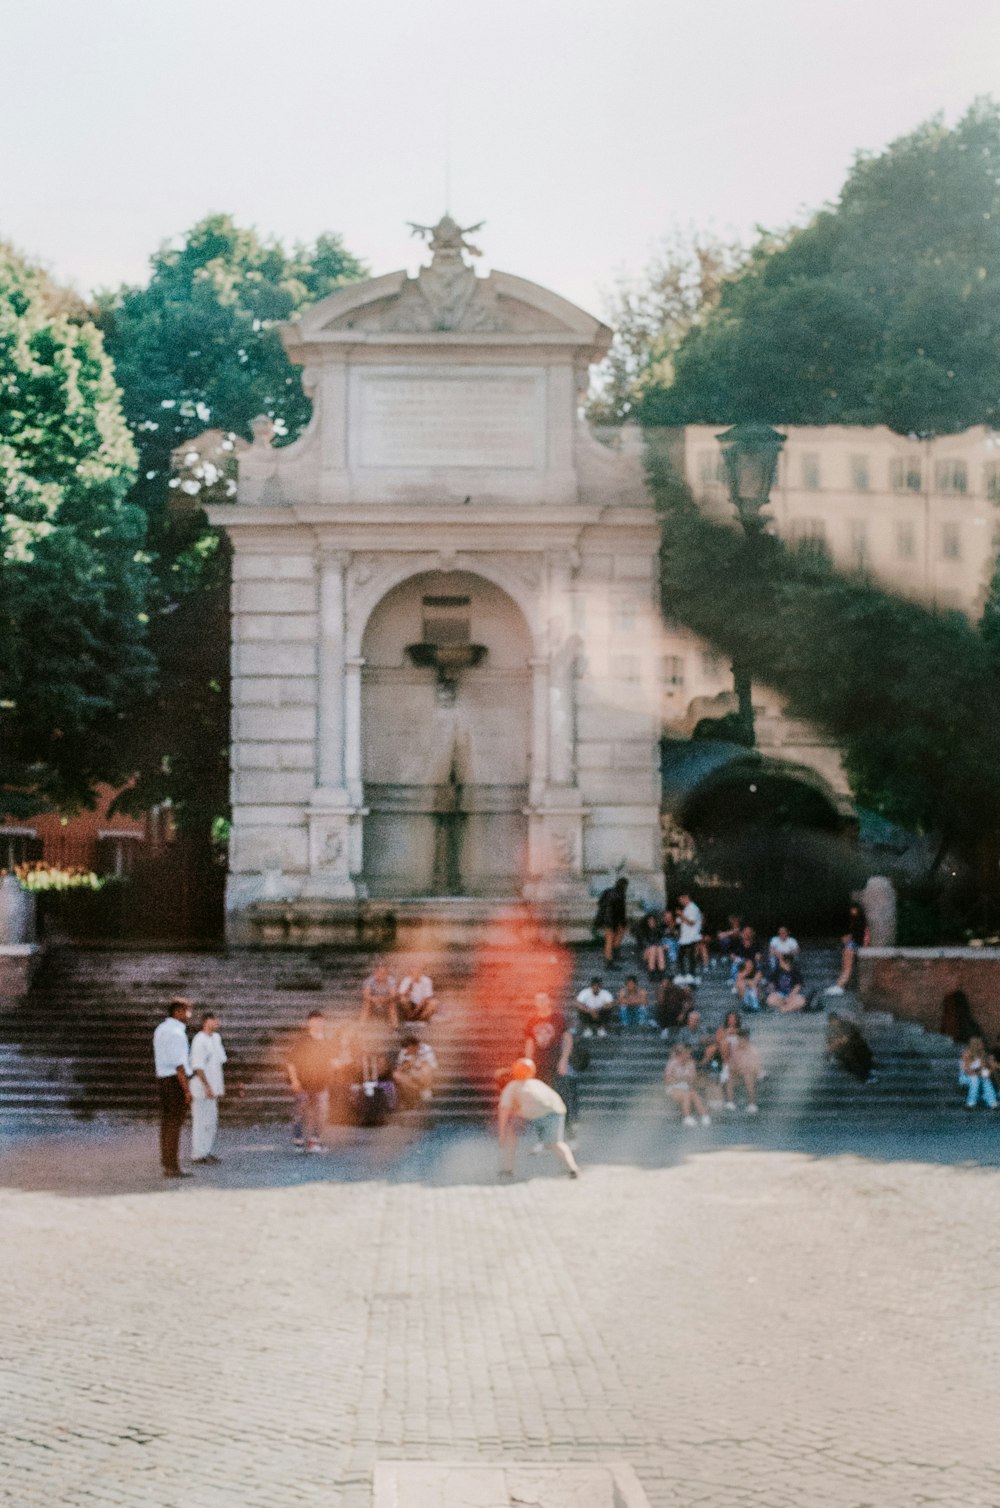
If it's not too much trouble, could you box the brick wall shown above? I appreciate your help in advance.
[857,948,1000,1042]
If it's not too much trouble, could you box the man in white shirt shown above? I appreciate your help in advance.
[768,926,800,964]
[152,998,192,1178]
[397,965,437,1022]
[574,977,616,1037]
[675,894,704,984]
[497,1059,579,1180]
[190,1012,227,1165]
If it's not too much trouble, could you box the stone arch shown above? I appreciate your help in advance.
[347,554,543,661]
[359,569,534,898]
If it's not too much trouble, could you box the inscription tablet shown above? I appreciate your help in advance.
[355,372,542,469]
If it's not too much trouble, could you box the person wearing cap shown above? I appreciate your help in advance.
[496,1059,579,1181]
[152,997,193,1178]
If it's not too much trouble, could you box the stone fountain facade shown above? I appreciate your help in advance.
[208,218,664,944]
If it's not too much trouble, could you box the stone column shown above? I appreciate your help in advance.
[528,656,549,806]
[546,550,577,788]
[344,655,365,807]
[315,548,349,794]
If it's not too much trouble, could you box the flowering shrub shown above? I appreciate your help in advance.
[3,863,107,893]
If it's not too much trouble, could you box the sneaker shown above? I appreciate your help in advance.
[746,1103,759,1115]
[700,1114,712,1126]
[292,1136,305,1148]
[660,1028,671,1040]
[306,1140,323,1154]
[582,1028,594,1038]
[163,1168,193,1179]
[497,1170,513,1182]
[682,1114,697,1127]
[725,1101,737,1112]
[825,985,845,996]
[567,1168,579,1179]
[597,1028,607,1038]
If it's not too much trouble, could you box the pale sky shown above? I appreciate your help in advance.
[3,0,999,319]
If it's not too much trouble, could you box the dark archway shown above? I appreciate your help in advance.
[662,740,863,933]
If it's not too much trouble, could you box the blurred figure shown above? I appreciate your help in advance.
[637,909,666,976]
[768,925,800,966]
[190,1011,227,1164]
[766,954,809,1013]
[940,989,982,1046]
[674,893,703,984]
[826,904,869,996]
[393,1031,438,1108]
[655,978,694,1039]
[595,876,629,965]
[397,964,437,1023]
[959,1037,998,1110]
[524,992,572,1084]
[153,997,193,1178]
[826,1013,875,1084]
[705,1009,761,1114]
[617,974,650,1028]
[350,1049,397,1126]
[361,961,398,1028]
[497,1059,579,1180]
[664,1043,710,1127]
[286,1010,332,1153]
[673,1007,708,1055]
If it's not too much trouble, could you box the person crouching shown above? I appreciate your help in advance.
[497,1059,579,1181]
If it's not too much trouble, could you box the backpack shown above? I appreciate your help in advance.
[569,1037,591,1074]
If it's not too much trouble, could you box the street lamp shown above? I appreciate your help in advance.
[715,423,786,745]
[716,423,785,536]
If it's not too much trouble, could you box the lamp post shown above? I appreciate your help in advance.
[715,423,785,746]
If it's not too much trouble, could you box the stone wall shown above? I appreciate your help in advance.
[857,947,1000,1042]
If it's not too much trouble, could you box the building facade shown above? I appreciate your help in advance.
[208,219,666,940]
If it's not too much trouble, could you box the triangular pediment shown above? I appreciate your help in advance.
[286,266,610,348]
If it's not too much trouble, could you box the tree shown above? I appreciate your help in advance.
[0,242,153,817]
[587,231,745,424]
[96,215,366,834]
[641,99,1000,434]
[646,437,1000,868]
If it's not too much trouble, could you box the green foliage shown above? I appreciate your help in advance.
[641,99,1000,434]
[0,242,153,815]
[97,215,366,832]
[97,213,367,527]
[588,232,745,424]
[647,437,1000,857]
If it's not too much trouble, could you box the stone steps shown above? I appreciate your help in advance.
[0,945,974,1129]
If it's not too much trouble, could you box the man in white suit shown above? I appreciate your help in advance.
[189,1012,227,1165]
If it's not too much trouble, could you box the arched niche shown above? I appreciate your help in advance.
[360,571,533,897]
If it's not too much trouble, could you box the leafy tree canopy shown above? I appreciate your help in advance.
[97,215,366,833]
[640,99,1000,434]
[588,231,745,425]
[97,213,367,530]
[0,242,153,815]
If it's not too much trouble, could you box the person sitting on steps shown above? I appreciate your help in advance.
[959,1037,998,1110]
[664,1042,711,1127]
[575,976,617,1037]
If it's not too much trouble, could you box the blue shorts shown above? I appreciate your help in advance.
[517,1111,565,1145]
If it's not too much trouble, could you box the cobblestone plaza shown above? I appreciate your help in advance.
[3,1100,999,1507]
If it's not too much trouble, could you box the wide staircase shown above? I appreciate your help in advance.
[0,944,970,1131]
